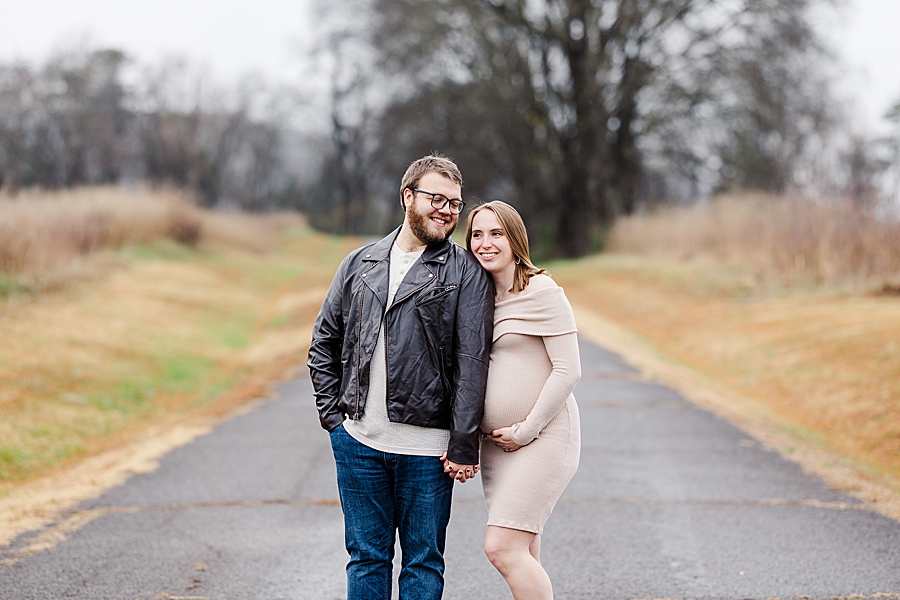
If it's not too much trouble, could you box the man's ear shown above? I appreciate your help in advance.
[400,188,411,211]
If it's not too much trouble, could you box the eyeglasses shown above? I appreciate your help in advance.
[410,188,466,214]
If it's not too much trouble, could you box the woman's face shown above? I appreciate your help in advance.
[469,209,514,275]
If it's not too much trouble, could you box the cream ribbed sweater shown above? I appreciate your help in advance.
[479,274,581,534]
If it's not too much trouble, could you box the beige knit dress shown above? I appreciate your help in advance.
[480,274,581,534]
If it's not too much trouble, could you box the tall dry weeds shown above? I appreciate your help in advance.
[609,194,900,287]
[0,187,298,278]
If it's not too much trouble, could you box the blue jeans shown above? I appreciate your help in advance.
[329,424,454,600]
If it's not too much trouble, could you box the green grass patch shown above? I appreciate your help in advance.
[78,353,220,416]
[155,354,217,393]
[123,239,200,262]
[248,262,309,285]
[0,436,85,482]
[0,273,38,299]
[210,318,253,350]
[25,426,54,439]
[0,445,31,480]
[88,386,153,413]
[203,379,234,399]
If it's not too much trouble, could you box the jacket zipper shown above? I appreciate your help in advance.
[439,345,450,399]
[415,283,458,305]
[391,274,434,307]
[354,291,364,419]
[382,269,435,418]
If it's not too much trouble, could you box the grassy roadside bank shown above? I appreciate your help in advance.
[552,254,900,500]
[0,202,357,495]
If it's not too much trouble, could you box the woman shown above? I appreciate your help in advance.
[464,200,581,600]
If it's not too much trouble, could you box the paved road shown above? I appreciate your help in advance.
[2,340,899,599]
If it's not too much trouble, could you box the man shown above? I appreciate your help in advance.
[308,154,494,599]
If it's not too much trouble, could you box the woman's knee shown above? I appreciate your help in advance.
[483,535,510,570]
[484,528,529,571]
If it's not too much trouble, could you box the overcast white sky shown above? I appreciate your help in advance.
[0,1,317,86]
[0,0,898,134]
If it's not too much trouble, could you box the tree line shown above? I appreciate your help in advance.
[0,47,297,210]
[2,6,898,259]
[309,0,899,257]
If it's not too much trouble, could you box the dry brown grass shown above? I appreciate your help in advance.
[0,188,359,492]
[596,193,900,490]
[553,254,900,497]
[609,193,900,288]
[570,302,900,521]
[197,209,310,255]
[0,186,301,281]
[0,187,198,275]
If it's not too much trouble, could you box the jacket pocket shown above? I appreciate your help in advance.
[415,283,458,306]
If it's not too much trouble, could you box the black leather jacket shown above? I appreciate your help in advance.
[307,228,494,465]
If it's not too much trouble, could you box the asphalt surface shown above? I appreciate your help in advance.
[2,339,899,599]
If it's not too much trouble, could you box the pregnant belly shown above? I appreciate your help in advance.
[480,333,551,432]
[480,375,539,432]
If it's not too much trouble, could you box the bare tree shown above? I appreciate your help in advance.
[44,48,130,186]
[885,99,900,205]
[316,0,837,256]
[0,46,301,213]
[0,64,35,191]
[130,60,293,210]
[0,48,130,191]
[302,1,383,233]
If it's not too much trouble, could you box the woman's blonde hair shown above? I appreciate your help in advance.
[465,200,546,294]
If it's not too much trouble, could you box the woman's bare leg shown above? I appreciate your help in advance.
[484,525,553,600]
[529,533,541,563]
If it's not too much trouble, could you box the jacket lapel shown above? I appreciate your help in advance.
[391,259,435,307]
[390,238,452,308]
[360,229,397,312]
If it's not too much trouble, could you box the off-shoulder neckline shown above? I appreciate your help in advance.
[495,275,559,304]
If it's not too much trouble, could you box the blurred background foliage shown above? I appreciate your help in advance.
[0,48,300,212]
[1,0,899,259]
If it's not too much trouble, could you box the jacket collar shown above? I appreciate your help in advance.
[362,226,455,264]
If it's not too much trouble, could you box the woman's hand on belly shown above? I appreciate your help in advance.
[486,427,522,452]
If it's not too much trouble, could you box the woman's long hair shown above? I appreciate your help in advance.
[465,200,546,294]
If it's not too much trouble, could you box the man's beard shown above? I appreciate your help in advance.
[407,203,456,244]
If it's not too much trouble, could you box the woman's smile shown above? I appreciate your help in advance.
[470,210,513,272]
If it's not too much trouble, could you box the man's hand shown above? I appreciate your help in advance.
[440,453,479,483]
[487,427,522,452]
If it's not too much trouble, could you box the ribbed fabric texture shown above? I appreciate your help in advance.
[480,274,582,534]
[343,243,451,456]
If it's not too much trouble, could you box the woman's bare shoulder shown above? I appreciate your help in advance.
[522,272,557,294]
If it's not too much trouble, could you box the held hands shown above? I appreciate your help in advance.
[486,427,522,452]
[438,425,523,483]
[440,452,479,483]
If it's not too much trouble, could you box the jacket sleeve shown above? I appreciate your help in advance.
[509,332,581,446]
[307,256,350,431]
[446,260,494,464]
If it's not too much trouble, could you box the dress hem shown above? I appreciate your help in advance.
[485,520,544,535]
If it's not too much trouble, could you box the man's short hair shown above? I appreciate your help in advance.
[399,155,464,208]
